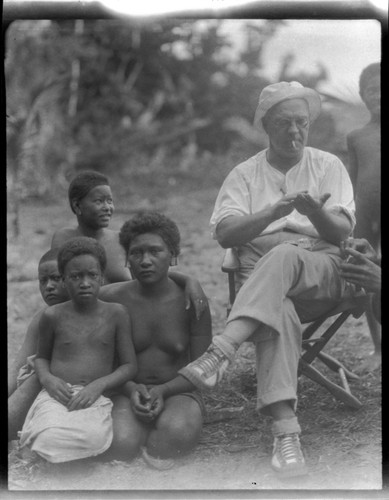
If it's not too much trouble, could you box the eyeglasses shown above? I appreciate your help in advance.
[272,118,309,130]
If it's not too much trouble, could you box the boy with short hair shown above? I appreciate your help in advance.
[19,237,137,463]
[346,62,381,371]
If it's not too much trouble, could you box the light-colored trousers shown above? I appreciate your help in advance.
[227,235,354,414]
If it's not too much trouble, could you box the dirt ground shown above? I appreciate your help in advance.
[7,182,383,494]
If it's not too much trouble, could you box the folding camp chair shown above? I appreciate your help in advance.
[222,247,367,409]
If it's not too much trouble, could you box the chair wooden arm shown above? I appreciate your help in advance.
[221,248,240,273]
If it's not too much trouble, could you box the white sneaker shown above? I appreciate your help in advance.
[271,433,308,478]
[178,344,231,389]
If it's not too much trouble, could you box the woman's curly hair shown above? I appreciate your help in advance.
[119,211,181,256]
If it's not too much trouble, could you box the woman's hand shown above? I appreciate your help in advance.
[184,278,208,320]
[129,384,156,422]
[147,386,165,419]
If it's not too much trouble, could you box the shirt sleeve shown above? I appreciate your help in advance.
[209,165,252,238]
[320,155,356,230]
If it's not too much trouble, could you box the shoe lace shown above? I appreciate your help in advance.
[194,346,226,375]
[277,434,301,463]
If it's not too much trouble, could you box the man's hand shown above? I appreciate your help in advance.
[43,375,72,406]
[67,380,105,411]
[272,191,308,219]
[293,192,331,216]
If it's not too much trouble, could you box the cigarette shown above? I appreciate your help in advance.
[291,141,298,150]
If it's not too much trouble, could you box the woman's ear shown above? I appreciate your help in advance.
[72,199,82,216]
[170,254,178,266]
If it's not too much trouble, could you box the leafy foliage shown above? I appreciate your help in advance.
[5,19,334,199]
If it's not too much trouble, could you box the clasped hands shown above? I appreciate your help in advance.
[130,384,165,423]
[274,190,331,219]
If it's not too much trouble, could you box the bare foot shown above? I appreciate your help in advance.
[141,447,174,470]
[358,352,381,373]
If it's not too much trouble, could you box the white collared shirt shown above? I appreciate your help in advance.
[210,147,355,239]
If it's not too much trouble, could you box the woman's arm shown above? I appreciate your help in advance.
[168,271,208,320]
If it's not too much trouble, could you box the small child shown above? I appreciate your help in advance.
[9,248,69,397]
[19,237,137,463]
[8,249,70,441]
[346,62,381,371]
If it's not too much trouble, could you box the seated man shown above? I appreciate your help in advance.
[99,211,212,466]
[179,81,356,478]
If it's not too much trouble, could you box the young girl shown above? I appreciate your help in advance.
[19,237,137,463]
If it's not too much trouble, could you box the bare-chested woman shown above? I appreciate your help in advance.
[99,211,212,465]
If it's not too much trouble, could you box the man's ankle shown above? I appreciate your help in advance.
[271,417,301,437]
[213,335,239,360]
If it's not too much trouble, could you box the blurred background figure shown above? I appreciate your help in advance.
[346,62,381,372]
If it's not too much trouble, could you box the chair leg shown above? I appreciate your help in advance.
[316,351,360,380]
[299,359,362,409]
[301,312,350,365]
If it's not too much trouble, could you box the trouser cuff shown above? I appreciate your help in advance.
[213,336,238,360]
[177,367,202,388]
[271,417,301,437]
